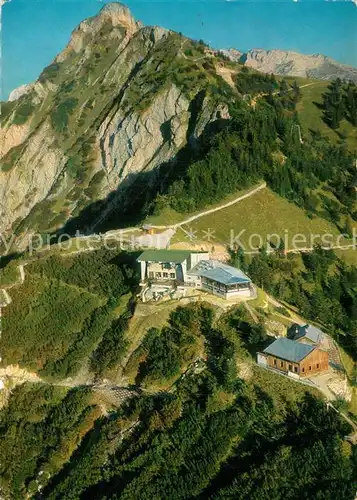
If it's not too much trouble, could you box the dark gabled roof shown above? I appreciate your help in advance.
[295,324,323,344]
[263,337,315,363]
[187,260,251,286]
[137,250,192,264]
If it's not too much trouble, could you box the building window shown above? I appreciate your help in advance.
[149,272,154,278]
[156,272,162,278]
[163,273,168,278]
[294,367,298,373]
[170,273,175,279]
[280,361,284,368]
[302,368,305,373]
[316,363,319,369]
[273,359,277,365]
[289,364,292,371]
[309,366,312,371]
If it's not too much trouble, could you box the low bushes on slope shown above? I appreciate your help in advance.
[0,249,139,379]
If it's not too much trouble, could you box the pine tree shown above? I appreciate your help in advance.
[292,80,301,102]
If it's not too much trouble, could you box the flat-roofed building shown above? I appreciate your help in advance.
[137,250,254,301]
[187,260,253,299]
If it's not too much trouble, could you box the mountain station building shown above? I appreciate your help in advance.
[137,250,254,301]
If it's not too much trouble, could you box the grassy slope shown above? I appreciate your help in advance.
[147,184,264,226]
[339,347,357,416]
[171,188,349,249]
[295,80,357,152]
[1,272,102,373]
[0,248,135,380]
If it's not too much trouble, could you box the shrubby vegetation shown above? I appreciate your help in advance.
[39,62,61,83]
[1,143,26,172]
[29,249,137,298]
[235,69,278,95]
[1,300,355,499]
[122,33,234,112]
[1,250,138,379]
[1,272,101,375]
[0,100,16,124]
[51,97,79,133]
[12,99,35,125]
[90,312,131,375]
[0,384,97,500]
[43,390,354,499]
[135,304,210,386]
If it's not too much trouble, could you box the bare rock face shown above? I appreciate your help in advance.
[218,49,243,63]
[0,121,66,235]
[99,85,191,191]
[0,122,31,158]
[241,49,357,83]
[0,3,232,246]
[8,84,34,102]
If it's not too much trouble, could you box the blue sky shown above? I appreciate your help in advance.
[2,0,357,99]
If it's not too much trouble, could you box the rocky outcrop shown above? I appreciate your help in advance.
[8,84,34,102]
[99,85,191,191]
[0,3,232,246]
[0,120,66,233]
[0,122,31,158]
[224,48,357,83]
[218,49,242,63]
[56,3,142,63]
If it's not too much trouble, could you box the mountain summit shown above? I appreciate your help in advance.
[0,3,232,245]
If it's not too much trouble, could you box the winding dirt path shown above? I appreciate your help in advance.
[150,182,267,230]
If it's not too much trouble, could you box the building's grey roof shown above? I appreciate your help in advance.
[263,337,315,363]
[137,250,192,264]
[187,260,251,286]
[291,324,323,344]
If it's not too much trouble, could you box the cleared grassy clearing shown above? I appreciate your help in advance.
[146,183,264,226]
[173,188,348,250]
[250,364,322,414]
[335,248,357,266]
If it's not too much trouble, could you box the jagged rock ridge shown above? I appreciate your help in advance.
[222,48,357,83]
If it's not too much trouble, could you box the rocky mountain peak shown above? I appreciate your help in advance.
[56,2,141,63]
[0,4,235,244]
[96,2,142,31]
